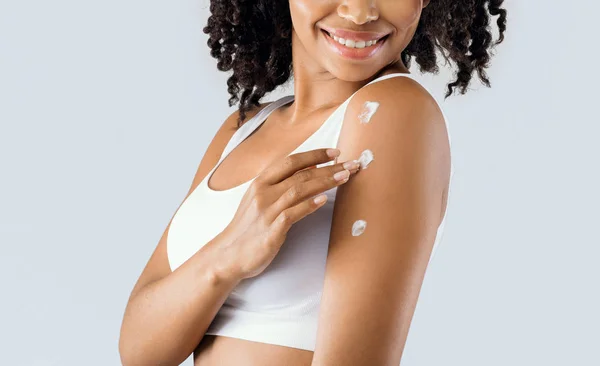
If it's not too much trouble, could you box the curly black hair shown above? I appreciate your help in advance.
[203,0,507,126]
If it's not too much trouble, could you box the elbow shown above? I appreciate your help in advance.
[118,342,155,366]
[119,324,149,366]
[119,331,138,366]
[119,331,184,366]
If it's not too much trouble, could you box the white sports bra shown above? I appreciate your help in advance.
[166,73,454,351]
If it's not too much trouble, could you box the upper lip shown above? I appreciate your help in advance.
[319,26,389,41]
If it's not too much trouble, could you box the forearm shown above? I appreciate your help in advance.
[119,232,242,366]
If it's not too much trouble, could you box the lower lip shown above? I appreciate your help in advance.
[321,30,386,60]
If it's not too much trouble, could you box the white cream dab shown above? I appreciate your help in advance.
[357,149,374,169]
[358,101,379,124]
[352,220,367,236]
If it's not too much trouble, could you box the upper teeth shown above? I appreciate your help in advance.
[331,33,379,48]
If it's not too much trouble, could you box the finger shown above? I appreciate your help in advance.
[278,159,360,193]
[292,164,317,176]
[271,193,329,233]
[270,168,350,216]
[302,164,318,171]
[259,148,340,185]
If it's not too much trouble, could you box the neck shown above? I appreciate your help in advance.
[283,30,407,127]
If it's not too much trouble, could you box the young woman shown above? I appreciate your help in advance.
[120,1,507,365]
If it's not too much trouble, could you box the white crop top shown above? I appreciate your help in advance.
[167,73,454,351]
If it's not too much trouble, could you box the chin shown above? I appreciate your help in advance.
[313,29,398,82]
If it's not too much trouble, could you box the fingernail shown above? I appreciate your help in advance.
[342,160,360,170]
[326,148,340,158]
[334,169,350,181]
[314,194,327,204]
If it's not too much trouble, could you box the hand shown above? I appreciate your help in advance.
[220,148,360,280]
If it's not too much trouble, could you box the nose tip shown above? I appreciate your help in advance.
[337,2,379,25]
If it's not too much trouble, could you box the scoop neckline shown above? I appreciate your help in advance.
[203,95,341,193]
[202,72,415,194]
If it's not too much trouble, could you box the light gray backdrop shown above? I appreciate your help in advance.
[1,0,598,365]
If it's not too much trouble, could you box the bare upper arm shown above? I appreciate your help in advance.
[127,103,269,298]
[311,77,451,365]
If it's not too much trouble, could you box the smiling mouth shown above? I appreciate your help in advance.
[321,29,389,49]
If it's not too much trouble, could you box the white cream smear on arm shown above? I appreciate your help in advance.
[351,151,371,236]
[352,219,367,236]
[349,103,379,237]
[358,101,379,124]
[357,149,374,169]
[351,151,373,237]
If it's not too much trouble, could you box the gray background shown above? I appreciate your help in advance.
[1,0,598,365]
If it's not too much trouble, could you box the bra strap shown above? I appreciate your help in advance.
[218,95,295,163]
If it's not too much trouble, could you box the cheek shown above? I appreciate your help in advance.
[289,0,328,29]
[385,0,422,30]
[289,0,310,32]
[289,0,310,18]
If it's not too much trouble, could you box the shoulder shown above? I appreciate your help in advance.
[337,74,449,168]
[346,74,445,133]
[185,101,272,195]
[333,73,451,208]
[205,103,269,163]
[221,101,272,136]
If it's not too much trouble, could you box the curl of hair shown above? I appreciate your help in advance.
[203,0,507,126]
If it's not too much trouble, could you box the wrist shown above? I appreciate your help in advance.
[207,227,245,286]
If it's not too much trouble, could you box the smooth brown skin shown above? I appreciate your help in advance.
[120,0,451,365]
[214,147,362,281]
[119,102,359,366]
[193,76,450,366]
